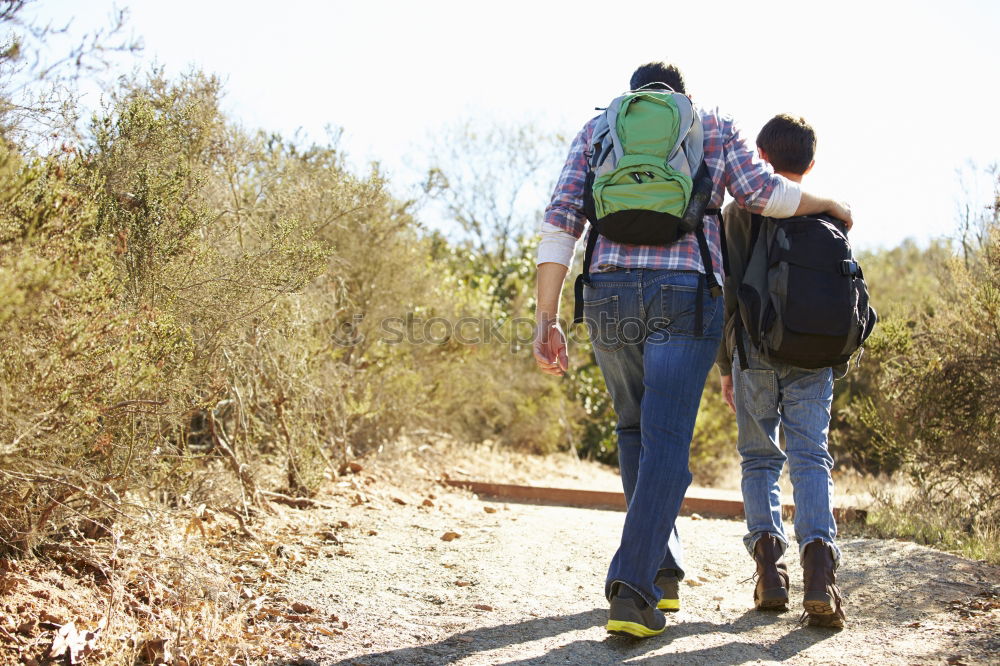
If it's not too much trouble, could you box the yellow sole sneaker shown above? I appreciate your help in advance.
[606,619,666,638]
[657,598,680,611]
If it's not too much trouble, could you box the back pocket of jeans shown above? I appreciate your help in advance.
[660,283,719,337]
[740,368,778,417]
[583,294,623,352]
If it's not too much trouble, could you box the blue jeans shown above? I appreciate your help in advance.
[583,269,722,608]
[731,333,841,564]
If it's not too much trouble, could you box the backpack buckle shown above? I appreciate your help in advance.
[840,260,859,276]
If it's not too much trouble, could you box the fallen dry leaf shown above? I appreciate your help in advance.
[441,531,461,542]
[473,604,493,611]
[367,530,378,536]
[315,626,343,637]
[392,497,407,505]
[337,521,351,529]
[47,621,100,664]
[138,637,171,665]
[338,462,364,476]
[422,499,434,507]
[455,581,471,587]
[483,506,497,514]
[291,602,316,614]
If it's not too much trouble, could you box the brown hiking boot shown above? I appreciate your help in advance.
[801,538,846,628]
[752,534,790,611]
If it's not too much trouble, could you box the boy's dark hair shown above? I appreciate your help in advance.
[630,62,686,94]
[756,114,816,175]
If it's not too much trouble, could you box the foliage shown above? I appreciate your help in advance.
[828,238,952,473]
[871,179,1000,528]
[0,54,586,557]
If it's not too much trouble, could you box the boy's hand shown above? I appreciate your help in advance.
[720,374,735,413]
[534,320,569,376]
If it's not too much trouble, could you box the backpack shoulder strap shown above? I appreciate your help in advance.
[573,170,600,324]
[749,212,764,250]
[734,213,765,371]
[604,95,628,165]
[573,224,600,324]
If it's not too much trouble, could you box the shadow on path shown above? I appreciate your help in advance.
[321,608,606,666]
[495,608,836,666]
[311,606,839,666]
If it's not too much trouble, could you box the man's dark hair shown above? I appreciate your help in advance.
[756,114,816,174]
[630,62,686,94]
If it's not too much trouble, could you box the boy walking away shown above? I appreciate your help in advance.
[717,114,874,629]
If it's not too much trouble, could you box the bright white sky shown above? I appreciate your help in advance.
[30,0,1000,251]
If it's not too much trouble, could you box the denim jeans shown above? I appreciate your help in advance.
[731,333,841,564]
[583,269,722,609]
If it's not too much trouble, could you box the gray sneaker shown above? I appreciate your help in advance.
[606,583,666,638]
[655,568,681,611]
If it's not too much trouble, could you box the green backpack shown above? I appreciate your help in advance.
[574,85,720,327]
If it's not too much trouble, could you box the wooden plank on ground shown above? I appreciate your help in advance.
[443,479,866,524]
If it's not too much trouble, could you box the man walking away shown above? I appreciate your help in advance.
[535,65,854,638]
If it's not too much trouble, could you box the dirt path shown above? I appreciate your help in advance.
[275,469,999,666]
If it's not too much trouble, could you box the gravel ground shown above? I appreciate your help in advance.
[276,468,1000,666]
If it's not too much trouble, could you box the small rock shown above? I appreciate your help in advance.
[422,499,434,507]
[483,506,497,513]
[39,611,62,624]
[367,530,378,536]
[690,513,704,520]
[441,531,461,542]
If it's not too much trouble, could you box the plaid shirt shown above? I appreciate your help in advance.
[544,108,784,278]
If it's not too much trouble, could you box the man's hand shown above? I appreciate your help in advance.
[534,320,569,376]
[828,200,853,231]
[720,374,735,414]
[795,192,853,231]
